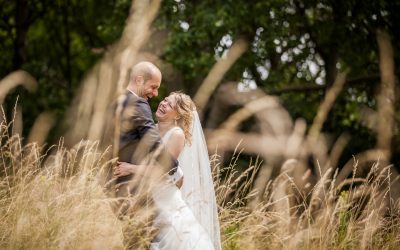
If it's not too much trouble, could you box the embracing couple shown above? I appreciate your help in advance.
[108,61,221,250]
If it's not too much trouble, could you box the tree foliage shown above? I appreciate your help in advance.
[1,0,131,140]
[158,0,400,165]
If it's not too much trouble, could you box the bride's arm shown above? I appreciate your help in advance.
[165,130,185,188]
[165,130,185,159]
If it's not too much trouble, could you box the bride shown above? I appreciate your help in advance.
[115,92,221,250]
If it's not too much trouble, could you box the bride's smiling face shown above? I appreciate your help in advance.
[156,95,179,122]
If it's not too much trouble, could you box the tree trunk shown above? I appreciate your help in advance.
[375,29,400,203]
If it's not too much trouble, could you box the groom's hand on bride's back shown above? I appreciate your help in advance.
[114,161,145,177]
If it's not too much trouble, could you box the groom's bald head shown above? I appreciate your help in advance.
[128,61,162,100]
[131,61,161,82]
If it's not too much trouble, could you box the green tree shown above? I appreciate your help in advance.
[158,0,400,166]
[0,0,132,141]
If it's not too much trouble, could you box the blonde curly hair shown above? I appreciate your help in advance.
[170,91,195,145]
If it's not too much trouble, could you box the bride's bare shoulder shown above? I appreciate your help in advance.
[165,127,185,158]
[170,127,185,141]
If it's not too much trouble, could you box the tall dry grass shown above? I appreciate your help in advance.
[0,118,171,250]
[0,124,124,249]
[217,156,400,249]
[1,111,399,249]
[1,134,399,249]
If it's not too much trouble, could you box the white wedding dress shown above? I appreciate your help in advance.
[150,121,219,250]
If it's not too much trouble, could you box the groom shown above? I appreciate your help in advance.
[111,61,182,197]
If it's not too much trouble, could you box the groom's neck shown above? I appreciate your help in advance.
[127,86,139,97]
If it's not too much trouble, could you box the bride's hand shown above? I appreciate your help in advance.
[114,161,139,177]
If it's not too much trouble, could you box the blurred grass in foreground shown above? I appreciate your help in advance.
[0,120,399,249]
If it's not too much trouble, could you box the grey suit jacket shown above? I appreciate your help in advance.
[111,91,178,187]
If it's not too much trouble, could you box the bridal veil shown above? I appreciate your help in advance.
[178,111,221,250]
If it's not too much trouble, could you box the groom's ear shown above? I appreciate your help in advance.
[135,75,144,85]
